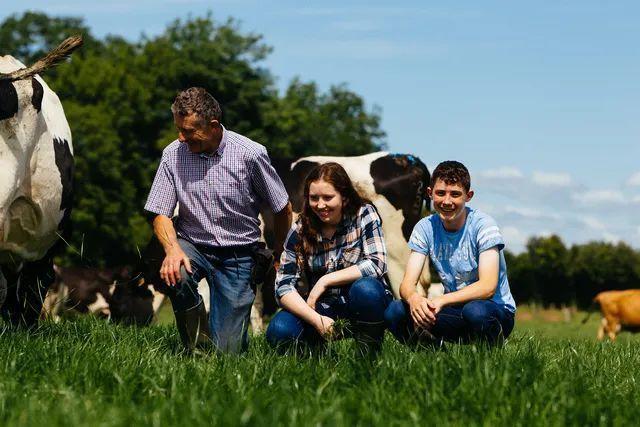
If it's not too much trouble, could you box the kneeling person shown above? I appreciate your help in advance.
[266,163,392,354]
[385,161,516,346]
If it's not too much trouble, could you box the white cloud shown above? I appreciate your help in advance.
[532,171,572,187]
[627,171,640,186]
[504,205,561,220]
[602,232,621,244]
[571,190,626,205]
[581,216,606,231]
[478,167,524,179]
[501,226,528,252]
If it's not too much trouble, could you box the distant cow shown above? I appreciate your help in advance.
[0,36,82,326]
[42,265,165,326]
[583,289,640,341]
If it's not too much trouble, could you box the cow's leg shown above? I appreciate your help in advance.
[0,267,7,311]
[604,316,620,341]
[597,317,607,341]
[250,287,264,333]
[1,254,55,327]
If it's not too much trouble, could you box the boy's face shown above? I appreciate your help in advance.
[428,179,474,226]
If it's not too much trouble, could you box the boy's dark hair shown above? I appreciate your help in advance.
[430,161,471,191]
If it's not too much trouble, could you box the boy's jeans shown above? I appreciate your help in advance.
[384,299,515,346]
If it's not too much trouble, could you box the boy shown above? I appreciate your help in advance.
[384,161,515,345]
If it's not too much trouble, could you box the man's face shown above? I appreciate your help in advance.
[428,179,474,226]
[174,113,219,153]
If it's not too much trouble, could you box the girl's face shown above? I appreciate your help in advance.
[309,179,344,226]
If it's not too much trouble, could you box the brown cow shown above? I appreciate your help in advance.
[584,289,640,341]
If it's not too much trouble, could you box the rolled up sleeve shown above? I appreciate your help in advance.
[274,226,302,302]
[355,206,387,279]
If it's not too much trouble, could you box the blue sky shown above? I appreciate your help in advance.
[3,1,639,252]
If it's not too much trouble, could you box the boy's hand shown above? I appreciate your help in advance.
[427,296,445,315]
[407,293,435,329]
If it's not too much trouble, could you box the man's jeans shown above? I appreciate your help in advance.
[384,299,515,346]
[265,277,392,348]
[169,238,255,354]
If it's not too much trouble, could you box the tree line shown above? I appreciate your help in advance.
[504,236,640,309]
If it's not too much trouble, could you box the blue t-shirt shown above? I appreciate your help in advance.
[408,207,516,313]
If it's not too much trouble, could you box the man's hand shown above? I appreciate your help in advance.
[408,293,436,329]
[307,278,327,309]
[313,314,335,337]
[160,247,192,287]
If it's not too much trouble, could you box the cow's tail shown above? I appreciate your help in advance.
[581,295,601,324]
[1,35,83,82]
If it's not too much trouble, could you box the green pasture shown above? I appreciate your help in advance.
[0,307,638,426]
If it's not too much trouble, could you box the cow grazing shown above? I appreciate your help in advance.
[583,289,640,341]
[42,265,165,326]
[0,36,82,326]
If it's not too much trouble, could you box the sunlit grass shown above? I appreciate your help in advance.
[0,307,638,426]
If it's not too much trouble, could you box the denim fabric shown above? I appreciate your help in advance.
[168,237,255,354]
[266,277,392,348]
[384,299,514,346]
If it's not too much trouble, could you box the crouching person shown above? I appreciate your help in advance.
[144,87,291,354]
[266,163,393,355]
[385,161,516,347]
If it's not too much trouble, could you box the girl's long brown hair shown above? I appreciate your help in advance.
[296,162,370,267]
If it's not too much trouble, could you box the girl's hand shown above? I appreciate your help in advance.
[313,314,335,337]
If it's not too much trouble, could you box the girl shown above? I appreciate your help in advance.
[266,162,392,354]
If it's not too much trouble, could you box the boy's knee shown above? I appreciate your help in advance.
[461,301,495,326]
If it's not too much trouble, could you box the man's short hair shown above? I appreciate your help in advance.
[171,87,222,123]
[430,161,471,191]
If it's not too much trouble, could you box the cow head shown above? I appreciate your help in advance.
[0,36,81,262]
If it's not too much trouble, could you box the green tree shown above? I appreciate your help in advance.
[265,79,386,158]
[569,242,640,308]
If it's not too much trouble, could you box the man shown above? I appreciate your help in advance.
[145,87,292,353]
[384,161,516,346]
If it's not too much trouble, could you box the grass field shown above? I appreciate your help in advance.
[1,306,638,426]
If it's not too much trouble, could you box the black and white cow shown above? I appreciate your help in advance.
[41,265,165,326]
[0,37,82,326]
[259,151,433,316]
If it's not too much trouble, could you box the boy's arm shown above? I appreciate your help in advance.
[428,247,499,313]
[400,251,436,328]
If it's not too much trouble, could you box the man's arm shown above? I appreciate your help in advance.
[272,202,293,257]
[399,251,435,328]
[152,214,191,287]
[428,247,500,313]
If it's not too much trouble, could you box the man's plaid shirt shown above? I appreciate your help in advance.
[275,203,389,300]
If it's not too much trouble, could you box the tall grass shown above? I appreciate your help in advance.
[0,316,638,426]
